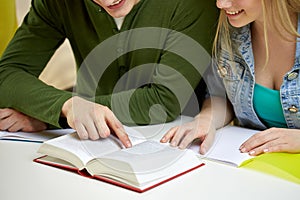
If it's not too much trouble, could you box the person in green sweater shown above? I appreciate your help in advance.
[0,0,218,147]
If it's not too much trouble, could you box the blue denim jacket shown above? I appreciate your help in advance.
[214,18,300,130]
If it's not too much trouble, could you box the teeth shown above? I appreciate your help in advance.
[226,10,242,15]
[111,0,122,6]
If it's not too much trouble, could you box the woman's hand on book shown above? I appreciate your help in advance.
[61,96,132,148]
[160,116,216,154]
[0,108,47,132]
[239,128,300,156]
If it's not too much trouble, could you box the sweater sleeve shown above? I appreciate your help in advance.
[0,0,72,128]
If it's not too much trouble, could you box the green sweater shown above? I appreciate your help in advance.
[0,0,218,127]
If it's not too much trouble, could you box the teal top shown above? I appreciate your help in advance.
[0,0,219,127]
[253,83,287,128]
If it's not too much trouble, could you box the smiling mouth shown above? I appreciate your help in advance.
[109,0,123,8]
[225,9,244,16]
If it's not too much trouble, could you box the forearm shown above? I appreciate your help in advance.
[0,0,70,127]
[93,85,181,125]
[0,66,72,128]
[195,96,234,130]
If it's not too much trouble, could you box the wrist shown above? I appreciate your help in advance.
[61,97,73,117]
[194,111,216,131]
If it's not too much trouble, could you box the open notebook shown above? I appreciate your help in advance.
[0,129,75,143]
[189,125,300,184]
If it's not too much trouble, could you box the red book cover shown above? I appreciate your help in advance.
[34,155,204,193]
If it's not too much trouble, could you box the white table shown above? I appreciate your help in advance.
[1,116,300,200]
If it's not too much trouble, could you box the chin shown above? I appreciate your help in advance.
[231,24,245,28]
[228,19,251,28]
[229,22,247,28]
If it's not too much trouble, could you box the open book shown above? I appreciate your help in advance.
[34,126,203,193]
[190,125,300,184]
[0,129,75,143]
[189,125,257,167]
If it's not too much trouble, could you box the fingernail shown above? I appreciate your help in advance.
[240,148,246,153]
[171,141,177,147]
[201,147,207,154]
[126,141,132,148]
[161,137,166,142]
[249,150,255,155]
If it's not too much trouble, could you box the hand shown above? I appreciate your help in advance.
[0,108,47,132]
[239,128,300,156]
[62,96,132,148]
[160,116,217,154]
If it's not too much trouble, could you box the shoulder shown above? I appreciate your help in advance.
[32,0,88,14]
[32,0,64,9]
[176,0,217,13]
[173,0,219,23]
[31,0,66,17]
[166,0,216,8]
[143,0,217,12]
[30,0,92,22]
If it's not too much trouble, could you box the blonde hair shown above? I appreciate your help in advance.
[213,0,300,66]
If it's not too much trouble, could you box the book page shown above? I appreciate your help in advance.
[0,129,74,143]
[124,126,147,145]
[189,126,257,166]
[39,126,147,167]
[98,141,186,173]
[88,140,202,187]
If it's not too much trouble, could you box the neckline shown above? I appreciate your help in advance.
[255,83,279,93]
